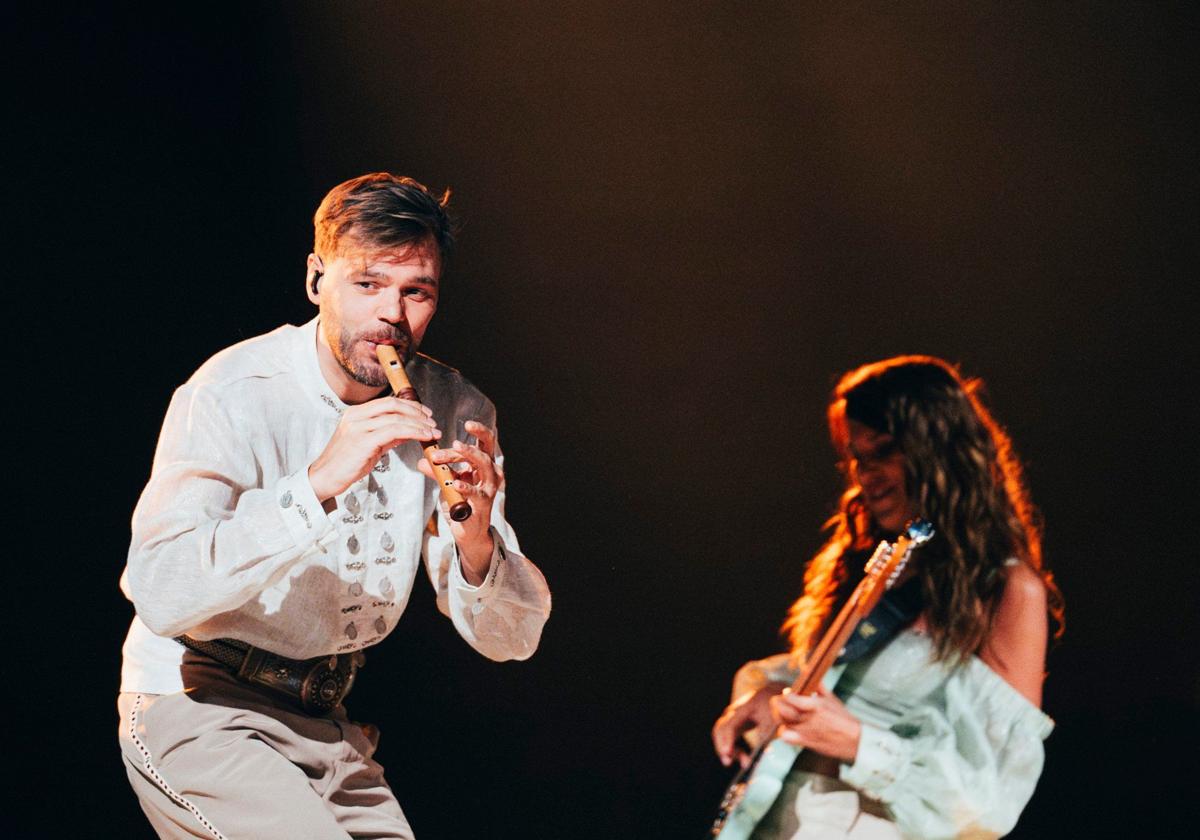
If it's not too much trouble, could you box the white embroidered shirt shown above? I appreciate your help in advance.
[120,318,551,694]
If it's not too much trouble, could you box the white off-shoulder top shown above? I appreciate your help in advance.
[733,629,1053,839]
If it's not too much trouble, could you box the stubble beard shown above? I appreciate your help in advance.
[330,325,413,388]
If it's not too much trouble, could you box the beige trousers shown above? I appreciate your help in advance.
[117,657,413,839]
[750,771,902,840]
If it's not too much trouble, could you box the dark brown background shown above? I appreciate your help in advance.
[15,3,1197,837]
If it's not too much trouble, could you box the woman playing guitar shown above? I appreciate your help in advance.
[711,356,1064,839]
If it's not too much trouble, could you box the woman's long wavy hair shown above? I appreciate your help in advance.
[783,356,1064,665]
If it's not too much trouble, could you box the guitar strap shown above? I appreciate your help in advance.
[835,576,924,665]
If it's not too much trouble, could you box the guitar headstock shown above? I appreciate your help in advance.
[864,518,935,591]
[903,517,935,547]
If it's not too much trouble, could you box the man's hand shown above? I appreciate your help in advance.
[712,684,786,768]
[419,420,501,584]
[308,396,440,502]
[771,683,862,763]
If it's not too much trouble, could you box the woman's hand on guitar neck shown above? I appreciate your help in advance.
[712,684,786,768]
[771,683,862,764]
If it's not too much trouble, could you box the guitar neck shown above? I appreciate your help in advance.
[791,536,910,694]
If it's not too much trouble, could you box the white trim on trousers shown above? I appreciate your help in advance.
[126,693,228,840]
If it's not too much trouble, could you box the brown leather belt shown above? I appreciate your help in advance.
[176,635,364,715]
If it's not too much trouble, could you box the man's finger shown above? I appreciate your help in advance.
[464,420,496,456]
[363,411,439,435]
[355,396,433,419]
[451,479,490,498]
[427,447,467,465]
[450,440,492,473]
[370,421,440,446]
[429,443,496,484]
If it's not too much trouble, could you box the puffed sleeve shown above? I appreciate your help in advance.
[839,657,1054,839]
[421,430,551,661]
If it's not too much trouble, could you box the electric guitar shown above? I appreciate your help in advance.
[710,519,935,839]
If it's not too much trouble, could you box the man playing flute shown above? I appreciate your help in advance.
[117,172,551,839]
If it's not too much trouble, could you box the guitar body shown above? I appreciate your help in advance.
[713,666,843,840]
[714,738,799,840]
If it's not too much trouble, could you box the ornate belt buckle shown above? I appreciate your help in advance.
[237,646,363,715]
[299,653,363,715]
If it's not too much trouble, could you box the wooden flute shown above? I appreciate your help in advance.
[375,344,473,522]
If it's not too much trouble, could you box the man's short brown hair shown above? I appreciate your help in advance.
[313,173,456,262]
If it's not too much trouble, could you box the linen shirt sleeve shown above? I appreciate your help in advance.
[421,439,551,661]
[839,658,1054,840]
[125,382,337,637]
